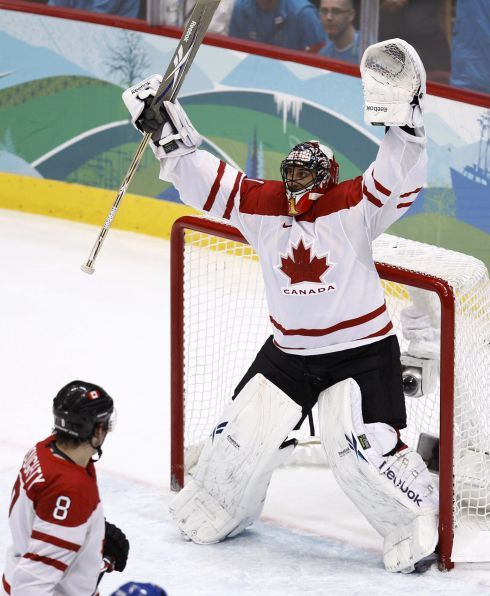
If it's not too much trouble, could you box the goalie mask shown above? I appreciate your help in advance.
[280,141,339,216]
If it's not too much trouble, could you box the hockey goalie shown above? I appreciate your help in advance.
[123,39,438,573]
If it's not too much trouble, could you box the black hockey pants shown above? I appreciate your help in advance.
[232,335,407,431]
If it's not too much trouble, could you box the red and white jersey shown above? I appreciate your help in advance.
[161,126,427,354]
[2,436,105,595]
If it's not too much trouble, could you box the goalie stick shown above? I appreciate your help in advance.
[81,0,221,275]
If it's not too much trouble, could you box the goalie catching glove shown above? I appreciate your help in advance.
[122,74,202,158]
[361,38,426,128]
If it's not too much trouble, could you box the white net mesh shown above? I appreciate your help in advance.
[183,237,269,450]
[175,217,490,559]
[373,235,490,535]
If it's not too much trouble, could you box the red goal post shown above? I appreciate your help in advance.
[170,214,490,571]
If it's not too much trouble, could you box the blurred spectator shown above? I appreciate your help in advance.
[379,0,451,83]
[154,0,235,35]
[47,0,140,19]
[450,0,490,95]
[318,0,360,63]
[229,0,326,53]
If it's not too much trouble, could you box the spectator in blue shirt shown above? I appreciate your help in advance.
[450,0,490,95]
[318,0,360,63]
[229,0,326,53]
[47,0,140,19]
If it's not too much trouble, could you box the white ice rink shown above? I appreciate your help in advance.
[0,209,489,595]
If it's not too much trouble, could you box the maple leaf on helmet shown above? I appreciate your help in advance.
[280,140,339,216]
[280,238,332,284]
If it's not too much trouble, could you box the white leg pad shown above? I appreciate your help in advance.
[169,374,301,544]
[383,514,439,573]
[318,378,439,573]
[169,481,235,543]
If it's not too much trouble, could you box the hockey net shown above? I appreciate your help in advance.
[170,215,490,569]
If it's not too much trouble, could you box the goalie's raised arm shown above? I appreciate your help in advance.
[353,39,428,240]
[360,38,426,130]
[122,78,250,230]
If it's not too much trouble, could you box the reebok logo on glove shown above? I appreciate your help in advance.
[131,82,151,95]
[366,106,388,112]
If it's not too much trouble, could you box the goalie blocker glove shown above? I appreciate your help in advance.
[122,74,202,158]
[360,38,426,128]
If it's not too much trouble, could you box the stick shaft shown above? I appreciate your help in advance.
[81,0,220,274]
[81,132,150,273]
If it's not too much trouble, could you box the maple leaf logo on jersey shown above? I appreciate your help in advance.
[279,238,333,284]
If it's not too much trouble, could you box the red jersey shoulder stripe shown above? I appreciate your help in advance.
[203,160,226,212]
[270,302,387,337]
[23,552,68,572]
[31,530,80,552]
[397,201,414,209]
[2,574,10,594]
[372,171,391,196]
[362,183,383,208]
[223,171,243,220]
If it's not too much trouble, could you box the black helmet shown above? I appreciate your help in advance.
[53,381,115,442]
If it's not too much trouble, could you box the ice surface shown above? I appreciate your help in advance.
[0,209,489,595]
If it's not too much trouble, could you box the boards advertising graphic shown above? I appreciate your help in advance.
[0,9,488,266]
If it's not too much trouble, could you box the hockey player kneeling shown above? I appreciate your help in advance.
[123,38,438,573]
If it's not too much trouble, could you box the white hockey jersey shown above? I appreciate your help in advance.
[161,126,427,355]
[2,436,105,596]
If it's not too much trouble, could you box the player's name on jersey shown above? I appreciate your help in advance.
[281,283,337,296]
[22,446,46,490]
